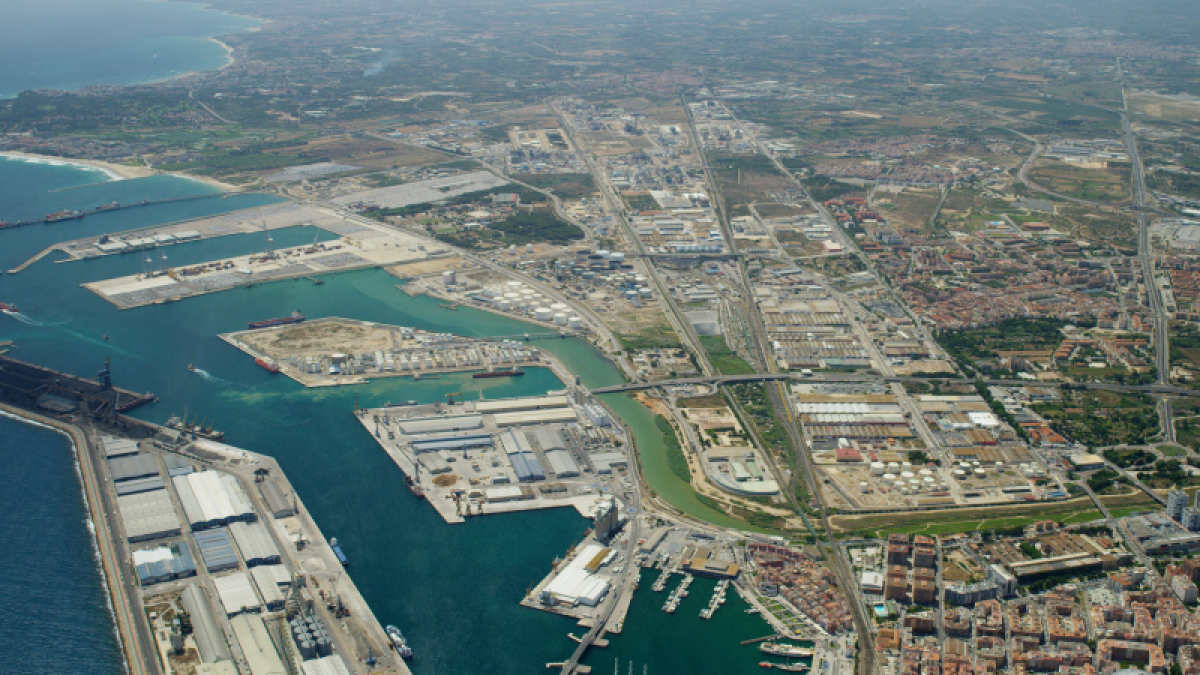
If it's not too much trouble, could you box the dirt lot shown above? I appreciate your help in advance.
[1128,91,1200,123]
[1028,159,1131,204]
[240,319,397,359]
[265,136,446,169]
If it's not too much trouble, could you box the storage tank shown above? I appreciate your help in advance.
[887,462,901,473]
[919,469,934,478]
[923,476,936,484]
[995,462,1005,471]
[443,270,457,285]
[506,280,523,289]
[859,481,870,494]
[639,287,653,299]
[952,469,968,479]
[498,299,511,311]
[870,462,886,476]
[973,468,987,478]
[554,313,568,326]
[535,307,553,321]
[902,462,913,471]
[298,640,317,660]
[900,471,915,480]
[882,473,897,483]
[550,302,568,311]
[568,316,583,329]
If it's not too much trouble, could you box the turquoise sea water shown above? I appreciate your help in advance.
[0,0,259,98]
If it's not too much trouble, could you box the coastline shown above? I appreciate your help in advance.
[0,151,152,181]
[0,150,245,192]
[0,405,144,675]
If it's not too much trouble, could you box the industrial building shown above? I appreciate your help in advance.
[107,454,161,482]
[501,429,545,482]
[214,572,262,616]
[589,451,628,474]
[181,583,232,664]
[250,565,290,611]
[230,521,282,567]
[298,656,353,675]
[475,395,570,414]
[411,433,493,453]
[229,614,287,675]
[162,454,194,478]
[173,471,257,530]
[114,475,166,496]
[100,435,139,459]
[545,449,581,477]
[398,414,483,434]
[258,479,295,519]
[194,528,240,573]
[539,543,613,607]
[117,489,182,542]
[134,544,196,586]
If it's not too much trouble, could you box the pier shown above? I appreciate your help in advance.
[0,354,157,419]
[0,191,242,231]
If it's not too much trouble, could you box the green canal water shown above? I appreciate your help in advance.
[0,159,769,673]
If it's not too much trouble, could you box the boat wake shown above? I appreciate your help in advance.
[4,311,41,325]
[189,367,245,389]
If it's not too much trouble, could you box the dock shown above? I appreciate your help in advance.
[0,354,157,419]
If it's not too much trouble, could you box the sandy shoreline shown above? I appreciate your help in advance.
[0,151,152,181]
[0,150,243,192]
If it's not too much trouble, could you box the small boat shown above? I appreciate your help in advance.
[103,334,109,341]
[187,364,197,372]
[0,302,18,315]
[760,643,814,658]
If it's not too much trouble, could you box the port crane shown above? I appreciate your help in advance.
[445,391,462,405]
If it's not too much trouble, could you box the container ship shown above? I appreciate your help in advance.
[329,537,349,567]
[255,358,281,373]
[0,302,17,315]
[386,625,414,660]
[248,311,305,330]
[472,366,524,379]
[760,643,814,659]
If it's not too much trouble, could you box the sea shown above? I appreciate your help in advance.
[0,0,259,98]
[0,4,780,670]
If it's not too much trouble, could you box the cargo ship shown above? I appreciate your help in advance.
[472,366,524,379]
[405,474,424,499]
[247,311,305,330]
[330,537,349,567]
[165,415,225,441]
[386,625,414,660]
[0,302,17,315]
[760,643,814,659]
[255,357,281,373]
[44,210,83,223]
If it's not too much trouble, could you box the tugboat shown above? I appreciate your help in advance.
[187,364,198,372]
[386,625,414,660]
[0,301,18,315]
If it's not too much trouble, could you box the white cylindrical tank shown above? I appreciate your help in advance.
[923,476,936,484]
[550,302,568,311]
[952,469,968,479]
[859,482,870,494]
[506,281,523,289]
[995,462,1005,471]
[870,462,886,476]
[900,471,915,480]
[974,468,987,478]
[499,299,511,311]
[882,473,896,483]
[553,313,568,326]
[568,316,583,329]
[534,307,553,321]
[443,270,457,285]
[887,462,901,473]
[902,462,913,471]
[919,469,934,477]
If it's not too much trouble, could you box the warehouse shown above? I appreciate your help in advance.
[194,528,240,573]
[181,583,231,663]
[162,454,195,478]
[134,544,196,586]
[418,452,452,475]
[588,451,628,474]
[229,614,287,675]
[475,395,570,414]
[411,433,493,453]
[530,427,567,452]
[494,408,578,426]
[214,572,261,616]
[115,475,166,496]
[250,565,289,611]
[173,471,256,530]
[484,485,535,502]
[101,436,140,459]
[539,543,612,607]
[117,490,182,542]
[545,449,581,478]
[258,480,294,518]
[229,522,282,567]
[107,454,161,482]
[299,656,353,675]
[501,429,545,482]
[397,414,482,434]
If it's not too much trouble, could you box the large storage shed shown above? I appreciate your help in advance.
[194,528,240,572]
[134,544,196,586]
[107,454,160,482]
[214,572,261,616]
[117,490,181,542]
[173,471,256,530]
[229,522,281,567]
[115,475,166,496]
[545,449,581,478]
[181,583,231,663]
